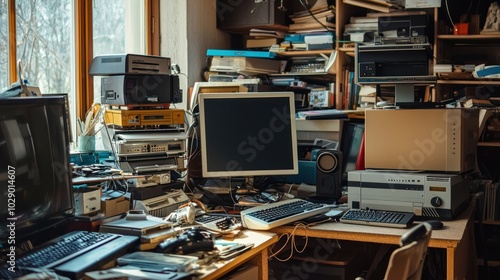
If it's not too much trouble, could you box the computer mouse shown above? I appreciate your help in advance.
[425,219,443,230]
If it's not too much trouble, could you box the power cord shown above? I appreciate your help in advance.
[268,223,309,261]
[445,0,456,32]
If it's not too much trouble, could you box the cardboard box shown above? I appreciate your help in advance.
[101,196,130,218]
[309,90,333,108]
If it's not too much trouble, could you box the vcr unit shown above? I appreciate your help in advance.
[101,74,182,106]
[89,53,171,75]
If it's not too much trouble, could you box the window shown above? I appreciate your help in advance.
[92,0,146,103]
[15,0,72,95]
[0,1,9,90]
[2,0,157,142]
[93,0,145,56]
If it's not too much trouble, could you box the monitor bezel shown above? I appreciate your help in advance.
[0,96,74,246]
[198,91,299,178]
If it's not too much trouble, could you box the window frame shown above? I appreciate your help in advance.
[6,0,159,120]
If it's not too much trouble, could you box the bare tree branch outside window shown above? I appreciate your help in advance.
[15,0,72,94]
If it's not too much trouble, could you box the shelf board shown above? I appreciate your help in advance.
[269,72,335,77]
[437,79,500,85]
[477,259,500,267]
[338,47,355,57]
[338,47,354,52]
[275,50,333,57]
[438,34,500,40]
[481,219,500,225]
[477,142,500,147]
[437,34,500,45]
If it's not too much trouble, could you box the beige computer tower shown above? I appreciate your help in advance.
[365,108,479,173]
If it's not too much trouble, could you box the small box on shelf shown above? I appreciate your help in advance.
[309,90,333,108]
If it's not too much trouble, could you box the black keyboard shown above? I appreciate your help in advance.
[240,198,331,230]
[340,209,415,228]
[0,231,135,279]
[18,231,117,268]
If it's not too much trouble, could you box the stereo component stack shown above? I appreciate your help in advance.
[89,53,187,180]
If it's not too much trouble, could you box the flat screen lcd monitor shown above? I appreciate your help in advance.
[199,92,298,178]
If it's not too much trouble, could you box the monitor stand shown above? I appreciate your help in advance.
[202,177,254,194]
[306,195,338,206]
[393,84,446,109]
[394,84,415,104]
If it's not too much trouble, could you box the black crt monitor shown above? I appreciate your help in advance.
[0,96,74,249]
[198,92,299,180]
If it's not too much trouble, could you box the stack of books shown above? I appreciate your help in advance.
[479,180,500,222]
[206,49,286,75]
[245,29,286,50]
[357,85,378,109]
[342,0,403,13]
[288,3,335,34]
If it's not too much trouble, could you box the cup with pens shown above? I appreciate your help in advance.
[77,103,104,152]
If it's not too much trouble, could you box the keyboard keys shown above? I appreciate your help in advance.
[15,231,117,269]
[240,198,331,230]
[340,209,415,228]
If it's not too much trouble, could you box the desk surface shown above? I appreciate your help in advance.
[270,202,473,249]
[269,201,477,280]
[83,230,277,280]
[197,230,278,280]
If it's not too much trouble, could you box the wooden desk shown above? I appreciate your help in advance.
[269,203,477,280]
[84,230,277,279]
[198,230,278,280]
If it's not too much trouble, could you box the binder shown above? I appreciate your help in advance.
[206,49,277,59]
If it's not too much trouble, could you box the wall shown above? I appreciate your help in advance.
[160,0,231,111]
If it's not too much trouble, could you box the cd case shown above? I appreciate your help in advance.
[117,251,199,273]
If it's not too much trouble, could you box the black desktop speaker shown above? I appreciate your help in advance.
[315,149,343,202]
